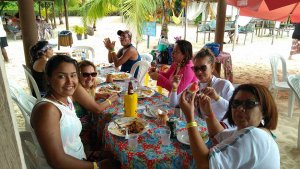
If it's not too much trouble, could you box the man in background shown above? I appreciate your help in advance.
[0,17,9,62]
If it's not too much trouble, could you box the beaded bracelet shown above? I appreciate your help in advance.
[172,88,177,92]
[186,121,198,129]
[106,99,112,105]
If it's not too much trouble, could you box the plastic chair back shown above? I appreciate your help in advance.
[269,54,288,86]
[71,46,95,61]
[287,74,300,149]
[130,61,150,85]
[23,64,42,100]
[140,53,153,63]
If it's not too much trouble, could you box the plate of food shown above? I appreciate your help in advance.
[111,72,132,81]
[177,130,209,145]
[97,83,122,94]
[143,107,166,118]
[137,87,155,98]
[108,117,148,137]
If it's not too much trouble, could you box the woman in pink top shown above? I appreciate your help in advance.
[149,40,198,94]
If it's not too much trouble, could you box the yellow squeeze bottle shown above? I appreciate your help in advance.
[124,81,138,117]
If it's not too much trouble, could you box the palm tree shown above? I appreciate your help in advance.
[84,0,161,42]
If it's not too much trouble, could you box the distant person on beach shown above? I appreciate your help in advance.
[0,17,9,62]
[103,30,141,78]
[289,23,300,60]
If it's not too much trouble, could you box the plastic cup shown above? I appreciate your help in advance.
[159,128,171,145]
[128,134,138,150]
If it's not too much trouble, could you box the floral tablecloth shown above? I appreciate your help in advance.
[100,90,208,169]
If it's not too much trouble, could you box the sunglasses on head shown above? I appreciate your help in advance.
[82,72,97,77]
[231,99,259,109]
[192,65,207,72]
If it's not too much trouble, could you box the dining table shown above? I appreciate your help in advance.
[96,69,209,168]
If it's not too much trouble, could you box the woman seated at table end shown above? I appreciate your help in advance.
[170,48,235,127]
[31,55,119,169]
[148,39,198,95]
[103,30,141,78]
[179,83,279,169]
[74,60,117,151]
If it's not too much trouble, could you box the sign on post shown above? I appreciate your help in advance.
[142,22,156,49]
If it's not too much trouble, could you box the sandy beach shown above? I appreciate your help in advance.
[3,16,300,168]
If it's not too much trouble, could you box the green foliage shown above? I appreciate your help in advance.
[72,25,86,34]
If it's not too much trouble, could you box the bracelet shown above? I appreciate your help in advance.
[106,99,112,105]
[172,88,177,92]
[93,162,98,169]
[206,112,215,119]
[215,95,220,101]
[186,121,198,129]
[109,48,115,52]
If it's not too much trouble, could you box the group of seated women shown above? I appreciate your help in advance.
[28,36,279,168]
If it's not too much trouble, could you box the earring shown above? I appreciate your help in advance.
[261,119,265,126]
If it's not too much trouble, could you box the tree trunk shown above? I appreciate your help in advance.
[64,0,69,30]
[59,9,64,24]
[160,2,168,39]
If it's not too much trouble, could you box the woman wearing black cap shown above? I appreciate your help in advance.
[103,30,141,77]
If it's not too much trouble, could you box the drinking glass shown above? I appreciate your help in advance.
[128,134,138,150]
[159,127,171,146]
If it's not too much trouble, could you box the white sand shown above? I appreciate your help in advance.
[3,16,300,168]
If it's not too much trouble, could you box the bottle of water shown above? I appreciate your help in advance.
[81,51,86,61]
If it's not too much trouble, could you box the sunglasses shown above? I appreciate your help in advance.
[231,99,259,109]
[82,72,97,77]
[192,65,207,72]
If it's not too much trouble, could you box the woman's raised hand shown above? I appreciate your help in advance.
[179,90,196,122]
[171,74,182,90]
[196,94,212,116]
[103,38,115,51]
[201,87,218,101]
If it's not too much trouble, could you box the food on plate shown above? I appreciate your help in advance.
[121,120,145,135]
[137,88,154,97]
[111,73,130,80]
[97,83,121,94]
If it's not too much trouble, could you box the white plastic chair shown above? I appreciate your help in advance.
[71,46,95,61]
[9,83,39,168]
[23,64,42,100]
[130,61,151,85]
[287,74,300,149]
[269,54,295,117]
[140,53,153,63]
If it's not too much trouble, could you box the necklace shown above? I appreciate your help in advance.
[50,94,73,110]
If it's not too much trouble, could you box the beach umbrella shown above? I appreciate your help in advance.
[227,0,300,23]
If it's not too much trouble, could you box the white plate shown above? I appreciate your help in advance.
[137,87,155,98]
[111,72,132,81]
[97,83,123,94]
[108,117,148,137]
[177,130,209,145]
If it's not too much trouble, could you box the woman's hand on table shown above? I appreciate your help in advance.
[103,38,115,51]
[108,93,118,102]
[148,71,159,80]
[179,90,195,122]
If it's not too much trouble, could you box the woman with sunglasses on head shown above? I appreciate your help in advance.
[31,55,119,169]
[30,40,53,97]
[148,39,198,94]
[179,83,279,169]
[170,48,234,126]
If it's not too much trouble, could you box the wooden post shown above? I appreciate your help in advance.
[64,0,69,30]
[214,0,227,77]
[18,0,38,68]
[0,52,26,168]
